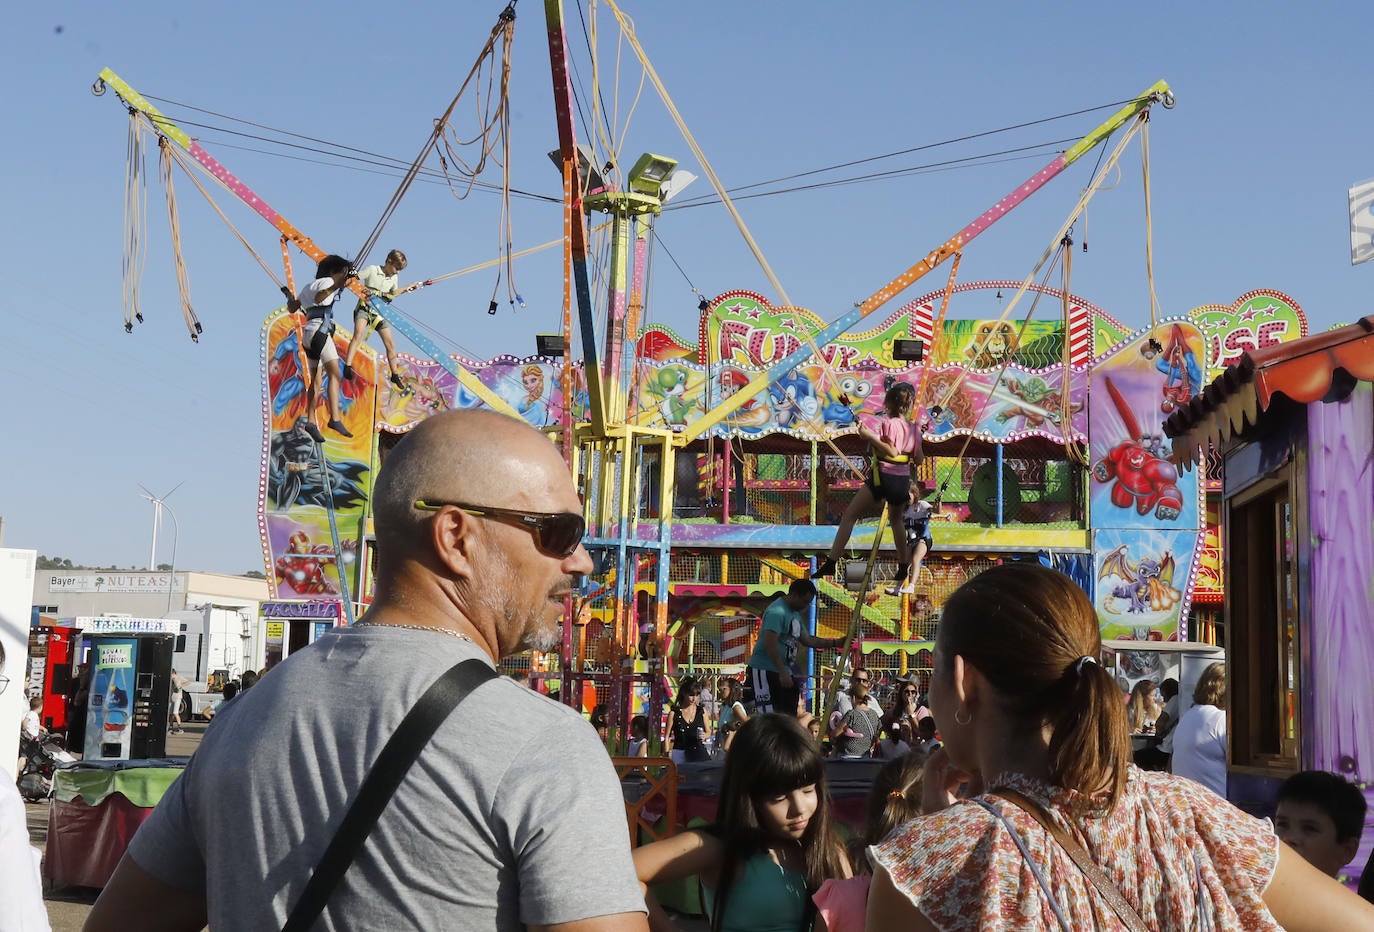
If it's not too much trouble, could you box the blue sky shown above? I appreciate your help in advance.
[2,1,1370,575]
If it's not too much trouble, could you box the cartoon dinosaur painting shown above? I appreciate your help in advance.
[1098,544,1182,615]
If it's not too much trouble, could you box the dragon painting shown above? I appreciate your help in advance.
[1099,544,1182,615]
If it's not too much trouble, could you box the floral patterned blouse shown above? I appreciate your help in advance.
[870,767,1281,931]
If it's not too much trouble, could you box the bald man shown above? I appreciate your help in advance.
[87,411,648,932]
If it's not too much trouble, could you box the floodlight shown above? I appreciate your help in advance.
[627,152,678,199]
[547,144,608,194]
[659,168,697,204]
[892,338,925,362]
[536,334,567,357]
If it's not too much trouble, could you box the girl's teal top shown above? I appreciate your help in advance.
[701,853,809,932]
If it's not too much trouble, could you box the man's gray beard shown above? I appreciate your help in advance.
[474,543,561,654]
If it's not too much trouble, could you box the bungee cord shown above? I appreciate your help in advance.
[122,111,149,333]
[157,137,203,341]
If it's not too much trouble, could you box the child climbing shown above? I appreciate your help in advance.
[296,254,356,442]
[885,482,940,596]
[814,382,922,583]
[343,248,416,391]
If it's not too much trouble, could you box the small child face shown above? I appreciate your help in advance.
[1274,799,1360,877]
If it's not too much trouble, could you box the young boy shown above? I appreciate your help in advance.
[886,483,938,596]
[1274,770,1367,878]
[343,248,416,390]
[21,696,43,739]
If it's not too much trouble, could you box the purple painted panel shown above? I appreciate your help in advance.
[1307,382,1374,885]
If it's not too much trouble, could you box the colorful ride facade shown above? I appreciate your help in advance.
[257,282,1307,689]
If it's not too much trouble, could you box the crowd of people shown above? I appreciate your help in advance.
[49,410,1374,931]
[651,665,941,767]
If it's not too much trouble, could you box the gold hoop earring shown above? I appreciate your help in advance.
[954,708,972,726]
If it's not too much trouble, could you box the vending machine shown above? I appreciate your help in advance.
[27,625,78,732]
[83,632,175,760]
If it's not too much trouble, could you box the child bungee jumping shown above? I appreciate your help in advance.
[814,382,922,585]
[295,254,357,442]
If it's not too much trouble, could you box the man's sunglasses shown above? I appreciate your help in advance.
[414,500,586,558]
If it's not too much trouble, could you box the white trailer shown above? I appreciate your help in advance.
[164,604,254,718]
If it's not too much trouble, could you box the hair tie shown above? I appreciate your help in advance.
[888,789,906,800]
[1073,655,1098,677]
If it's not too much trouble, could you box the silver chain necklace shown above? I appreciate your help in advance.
[351,621,472,643]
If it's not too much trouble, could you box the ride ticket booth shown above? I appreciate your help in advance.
[261,600,341,670]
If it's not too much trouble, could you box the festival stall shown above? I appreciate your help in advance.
[43,759,186,889]
[1164,313,1374,885]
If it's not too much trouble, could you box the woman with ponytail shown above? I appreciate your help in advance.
[864,562,1374,931]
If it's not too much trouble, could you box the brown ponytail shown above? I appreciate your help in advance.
[939,563,1131,810]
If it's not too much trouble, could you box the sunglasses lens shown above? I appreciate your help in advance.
[542,513,586,557]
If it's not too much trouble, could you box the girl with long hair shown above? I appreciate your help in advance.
[865,562,1374,931]
[1126,678,1162,734]
[635,714,851,931]
[667,675,712,763]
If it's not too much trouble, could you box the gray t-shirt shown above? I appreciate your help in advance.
[128,626,644,930]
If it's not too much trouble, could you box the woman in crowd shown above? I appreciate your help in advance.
[634,714,851,931]
[716,678,749,753]
[882,677,924,735]
[873,718,913,761]
[864,562,1374,931]
[1169,662,1228,796]
[1126,678,1162,734]
[667,676,712,763]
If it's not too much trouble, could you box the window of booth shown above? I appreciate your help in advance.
[1226,472,1300,771]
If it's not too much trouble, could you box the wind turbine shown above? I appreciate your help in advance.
[139,482,183,570]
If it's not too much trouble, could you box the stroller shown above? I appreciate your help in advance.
[17,731,76,802]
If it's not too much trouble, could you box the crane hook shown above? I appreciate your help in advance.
[91,77,107,97]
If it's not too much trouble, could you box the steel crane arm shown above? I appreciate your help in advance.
[96,67,520,419]
[681,80,1173,443]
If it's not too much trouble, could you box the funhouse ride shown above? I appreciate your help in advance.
[94,2,1312,752]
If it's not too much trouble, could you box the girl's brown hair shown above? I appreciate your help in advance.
[850,752,926,874]
[710,715,849,929]
[939,562,1131,809]
[883,382,916,416]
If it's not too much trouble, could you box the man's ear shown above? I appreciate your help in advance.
[428,506,477,580]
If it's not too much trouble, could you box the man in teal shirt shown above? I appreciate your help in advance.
[746,578,845,715]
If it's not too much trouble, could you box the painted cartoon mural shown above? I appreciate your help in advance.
[1093,528,1196,640]
[261,312,377,600]
[258,285,1307,645]
[635,289,1093,445]
[257,309,581,600]
[1087,320,1205,636]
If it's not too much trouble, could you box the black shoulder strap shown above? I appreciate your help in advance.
[282,658,498,932]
